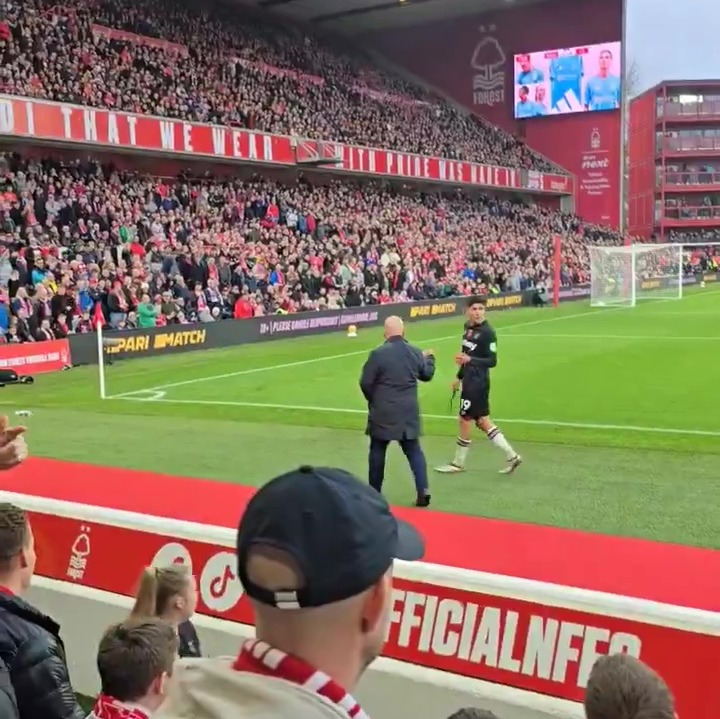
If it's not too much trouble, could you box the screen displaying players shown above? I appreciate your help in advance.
[513,42,621,119]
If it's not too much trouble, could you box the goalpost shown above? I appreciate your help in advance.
[589,243,686,308]
[589,241,718,308]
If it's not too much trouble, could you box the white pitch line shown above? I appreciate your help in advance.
[110,396,720,438]
[640,311,720,316]
[502,332,720,341]
[112,305,626,398]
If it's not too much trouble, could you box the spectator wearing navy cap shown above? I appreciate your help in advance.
[155,466,425,719]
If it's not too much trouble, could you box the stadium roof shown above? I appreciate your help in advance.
[249,0,546,34]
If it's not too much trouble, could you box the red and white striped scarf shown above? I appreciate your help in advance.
[87,693,150,719]
[233,639,369,719]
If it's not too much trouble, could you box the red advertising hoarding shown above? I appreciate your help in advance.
[29,508,719,718]
[0,339,71,374]
[362,0,622,227]
[0,96,572,195]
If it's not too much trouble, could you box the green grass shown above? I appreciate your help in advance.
[3,287,720,548]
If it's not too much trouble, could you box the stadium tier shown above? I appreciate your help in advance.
[0,0,560,171]
[0,153,623,340]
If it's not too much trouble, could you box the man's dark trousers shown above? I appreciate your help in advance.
[368,436,429,495]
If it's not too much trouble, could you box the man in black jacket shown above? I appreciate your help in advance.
[359,316,435,506]
[0,503,84,719]
[0,658,18,719]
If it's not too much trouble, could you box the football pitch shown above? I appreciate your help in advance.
[5,287,720,549]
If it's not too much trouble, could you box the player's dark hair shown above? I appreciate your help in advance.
[466,296,487,308]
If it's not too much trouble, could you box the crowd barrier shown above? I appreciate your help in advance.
[28,581,579,719]
[6,491,719,719]
[69,286,589,365]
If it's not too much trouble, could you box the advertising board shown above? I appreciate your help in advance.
[25,505,720,718]
[69,289,550,365]
[66,273,714,368]
[0,338,71,375]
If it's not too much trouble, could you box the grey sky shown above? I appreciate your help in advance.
[627,0,720,96]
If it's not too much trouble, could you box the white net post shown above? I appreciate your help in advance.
[631,243,683,303]
[589,246,636,307]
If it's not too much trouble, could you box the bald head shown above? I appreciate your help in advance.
[384,316,404,339]
[246,544,392,692]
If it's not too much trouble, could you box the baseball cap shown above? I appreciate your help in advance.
[237,466,425,609]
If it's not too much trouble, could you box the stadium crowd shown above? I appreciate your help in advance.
[0,477,681,719]
[0,0,559,171]
[0,152,621,341]
[0,0,632,347]
[0,0,699,716]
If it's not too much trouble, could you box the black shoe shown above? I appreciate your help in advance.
[415,493,431,508]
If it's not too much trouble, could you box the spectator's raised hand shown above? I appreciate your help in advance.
[0,416,28,470]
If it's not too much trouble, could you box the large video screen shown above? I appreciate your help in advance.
[513,42,622,119]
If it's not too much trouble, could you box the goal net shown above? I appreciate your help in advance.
[589,244,683,308]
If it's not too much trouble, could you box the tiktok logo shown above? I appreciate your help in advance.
[200,551,244,612]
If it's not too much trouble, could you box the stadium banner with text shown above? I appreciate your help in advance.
[362,0,622,227]
[26,507,719,719]
[68,289,552,365]
[0,95,572,195]
[0,338,71,375]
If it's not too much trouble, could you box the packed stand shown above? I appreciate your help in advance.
[0,472,680,719]
[0,153,622,342]
[0,0,559,171]
[667,228,720,243]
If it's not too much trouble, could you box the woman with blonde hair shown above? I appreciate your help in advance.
[131,565,202,658]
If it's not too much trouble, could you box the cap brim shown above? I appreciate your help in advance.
[394,519,425,562]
